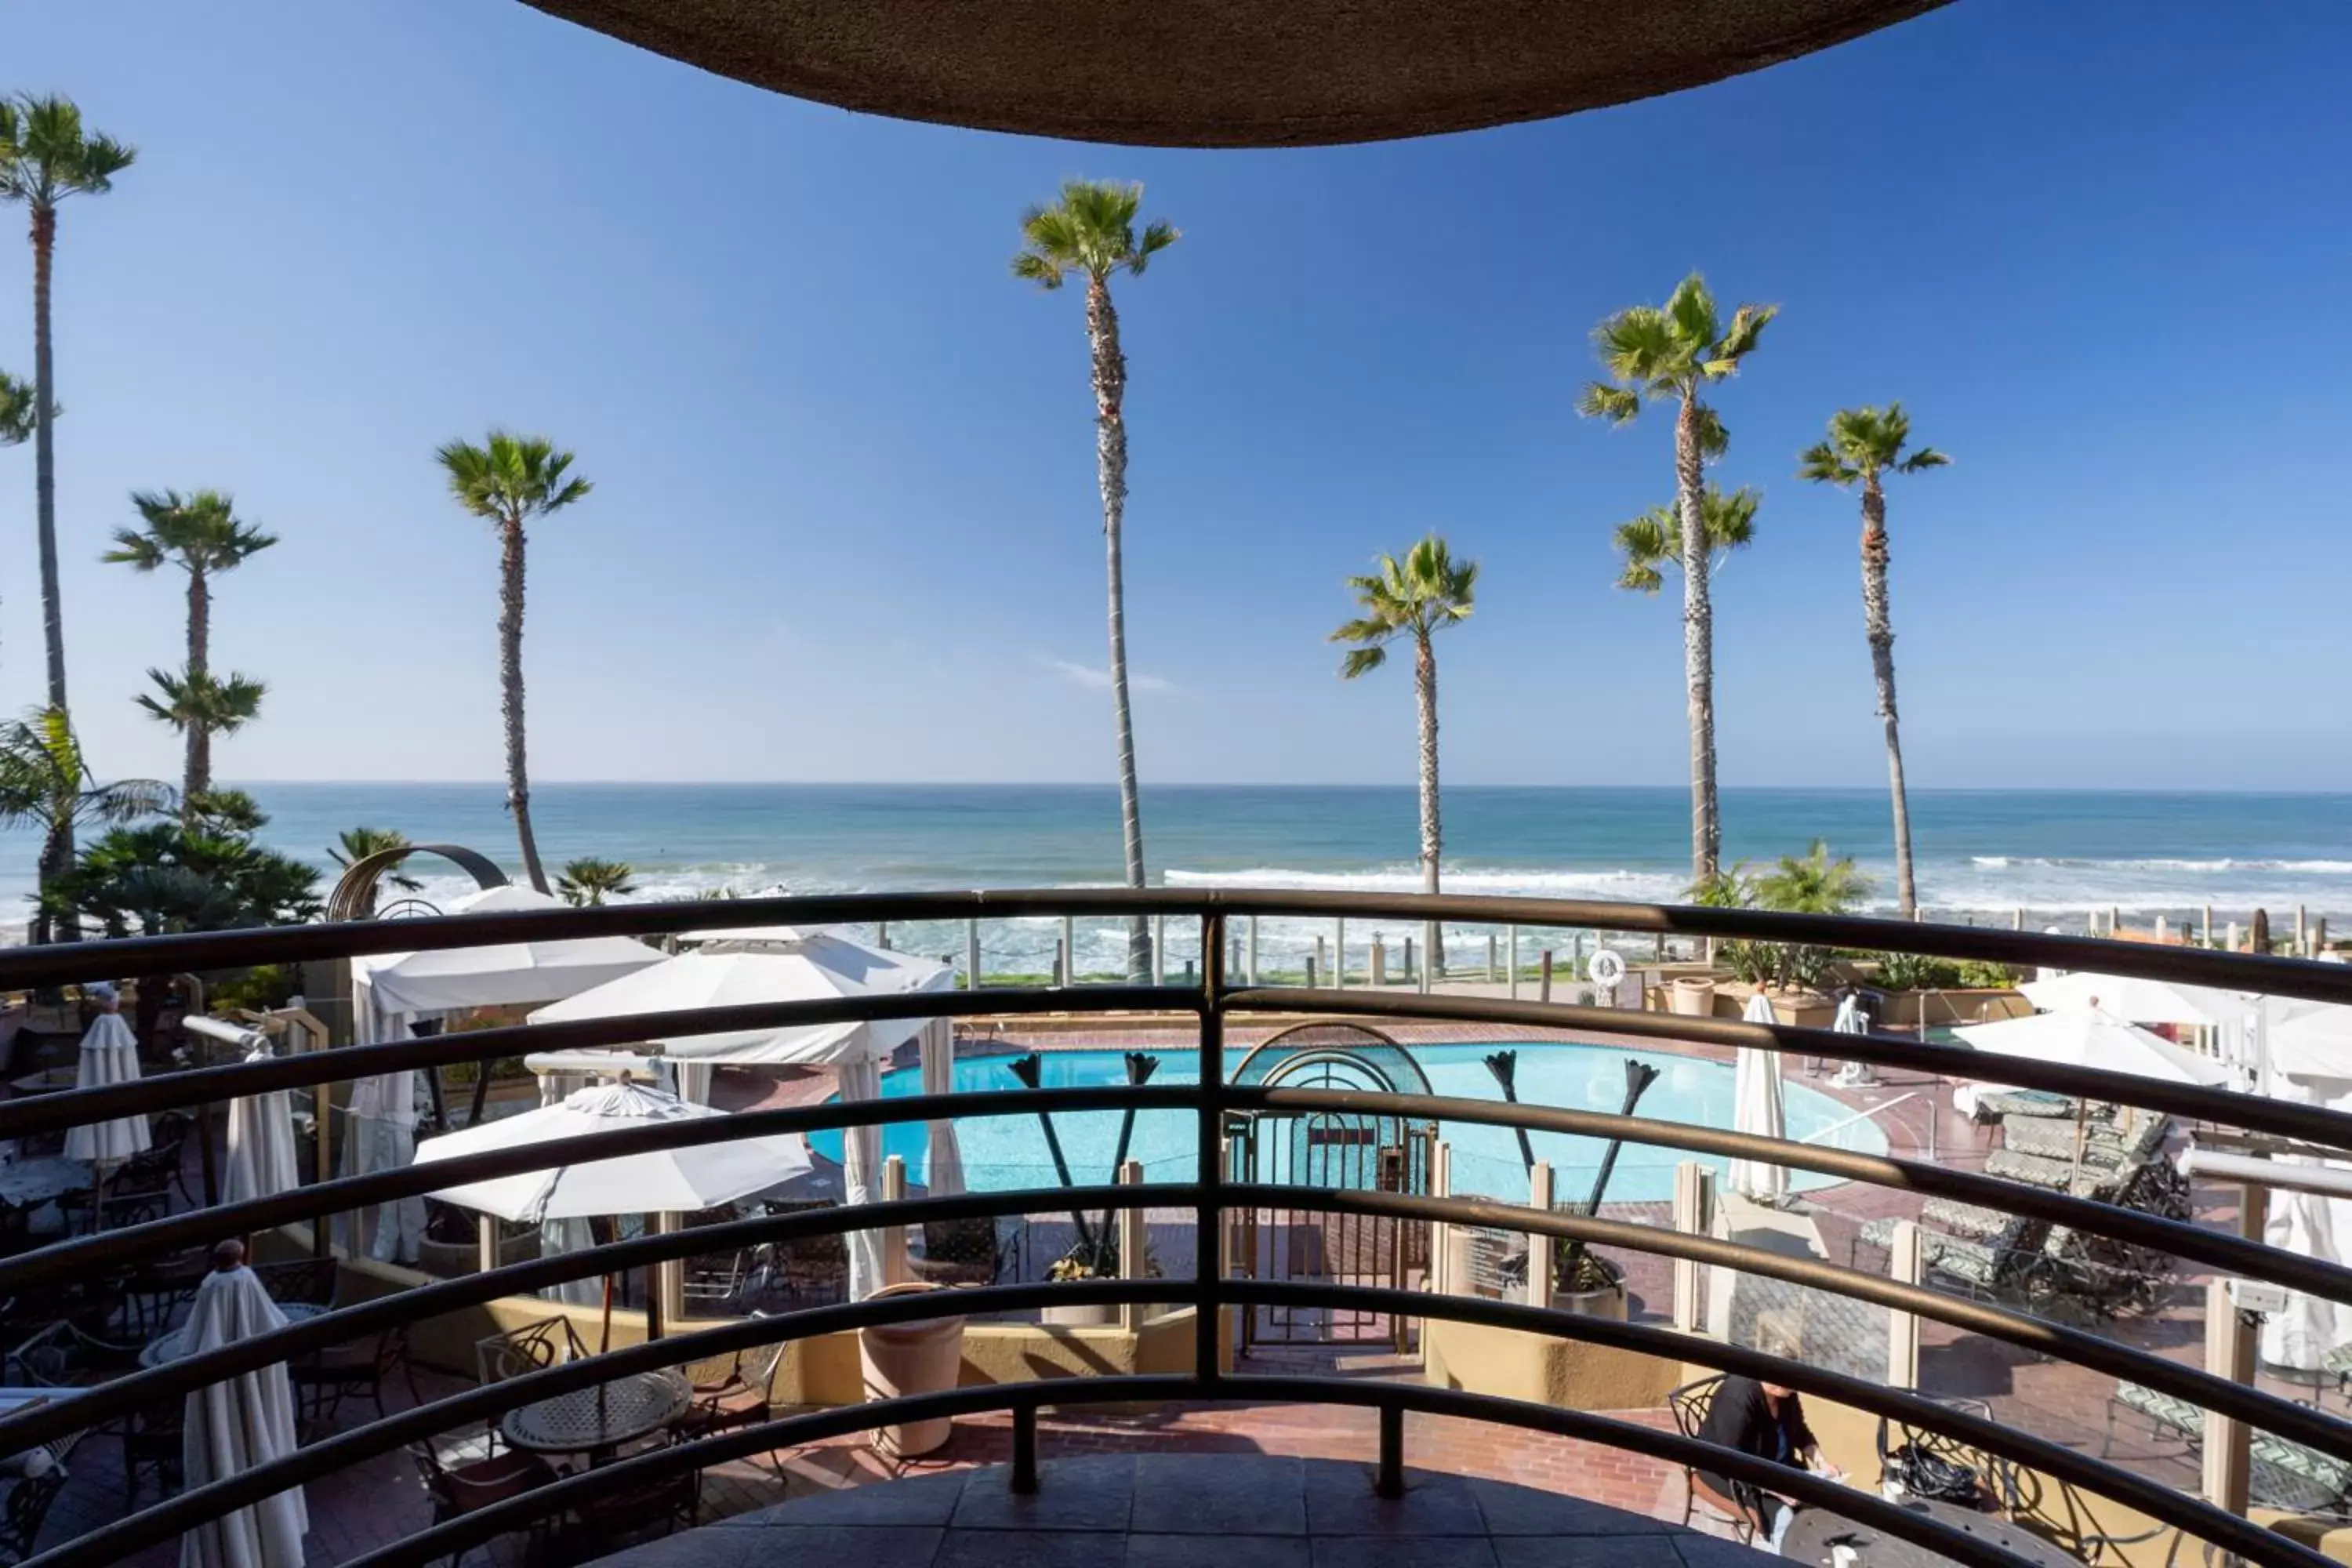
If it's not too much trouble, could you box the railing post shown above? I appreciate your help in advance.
[1671,1160,1712,1334]
[1334,917,1347,989]
[1539,949,1554,1004]
[1062,914,1076,981]
[883,1155,909,1287]
[966,918,981,989]
[2297,905,2310,956]
[1376,1402,1405,1500]
[1526,1161,1555,1311]
[1197,910,1227,1385]
[476,1212,498,1277]
[1508,926,1519,1000]
[1154,915,1167,985]
[1371,935,1386,988]
[1486,931,1497,983]
[1247,916,1259,987]
[1119,1159,1149,1331]
[1429,1141,1454,1297]
[1011,1402,1039,1494]
[2203,1276,2254,1515]
[1887,1218,1922,1388]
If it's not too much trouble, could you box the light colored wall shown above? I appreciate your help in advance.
[1423,1316,1681,1411]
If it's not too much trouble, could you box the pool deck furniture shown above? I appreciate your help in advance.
[2107,1381,2352,1519]
[502,1369,691,1464]
[1782,1494,2079,1568]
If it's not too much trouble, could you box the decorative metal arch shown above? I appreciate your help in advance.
[1232,1021,1432,1097]
[327,844,509,923]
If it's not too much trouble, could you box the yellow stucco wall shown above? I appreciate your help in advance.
[1423,1316,1682,1411]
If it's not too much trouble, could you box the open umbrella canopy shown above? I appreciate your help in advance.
[414,1080,811,1223]
[1729,992,1788,1201]
[358,884,666,1014]
[2017,972,2255,1031]
[528,944,953,1065]
[1955,1006,2232,1087]
[2264,998,2352,1081]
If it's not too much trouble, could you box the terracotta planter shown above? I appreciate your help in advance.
[1768,991,1835,1030]
[858,1281,967,1457]
[1668,977,1717,1018]
[1041,1301,1119,1327]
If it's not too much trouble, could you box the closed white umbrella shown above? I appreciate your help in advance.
[837,1056,887,1300]
[63,996,151,1163]
[1729,993,1788,1202]
[2257,1065,2348,1372]
[2018,972,2256,1031]
[413,1080,811,1223]
[529,946,953,1066]
[223,1046,299,1207]
[180,1247,307,1568]
[920,1019,966,1199]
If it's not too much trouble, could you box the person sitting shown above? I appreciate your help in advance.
[1693,1359,1844,1554]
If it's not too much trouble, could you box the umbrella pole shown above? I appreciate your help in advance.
[599,1272,615,1356]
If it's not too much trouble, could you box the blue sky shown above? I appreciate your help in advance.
[5,1,2347,790]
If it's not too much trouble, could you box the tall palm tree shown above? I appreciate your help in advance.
[436,431,590,894]
[0,95,134,720]
[1580,274,1776,886]
[0,706,171,944]
[1013,180,1178,983]
[1330,535,1478,971]
[103,488,279,804]
[558,856,637,907]
[1611,484,1760,593]
[1799,404,1948,916]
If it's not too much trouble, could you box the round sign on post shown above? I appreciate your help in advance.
[1588,948,1626,1002]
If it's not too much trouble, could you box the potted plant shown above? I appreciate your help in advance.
[1550,1240,1629,1319]
[1669,975,1716,1017]
[1042,1231,1158,1324]
[858,1279,968,1456]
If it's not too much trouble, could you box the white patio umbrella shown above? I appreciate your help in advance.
[62,1001,151,1163]
[223,1046,299,1207]
[1728,993,1788,1202]
[2256,1062,2350,1372]
[1953,1007,2233,1087]
[2018,972,2256,1032]
[413,1080,811,1223]
[528,946,953,1066]
[180,1253,307,1568]
[2264,998,2352,1080]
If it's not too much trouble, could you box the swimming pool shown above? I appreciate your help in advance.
[807,1041,1885,1205]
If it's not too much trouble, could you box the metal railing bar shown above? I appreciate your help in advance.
[1198,910,1226,1387]
[1230,1182,2352,1461]
[1225,1281,2314,1568]
[0,985,1189,1141]
[6,889,2348,1004]
[1241,1084,2352,1305]
[0,1184,1178,1453]
[0,1086,1201,1296]
[1229,987,2352,1152]
[21,1276,1178,1568]
[322,1377,2321,1568]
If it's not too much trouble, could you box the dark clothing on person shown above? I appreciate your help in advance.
[1694,1375,1817,1508]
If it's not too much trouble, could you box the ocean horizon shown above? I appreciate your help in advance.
[5,782,2346,964]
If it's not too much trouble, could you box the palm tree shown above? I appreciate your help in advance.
[1013,180,1178,983]
[1580,274,1776,886]
[0,370,31,676]
[1799,405,1949,917]
[558,857,637,907]
[103,488,279,804]
[436,432,591,895]
[1611,485,1759,593]
[0,96,134,720]
[1330,535,1478,971]
[0,706,171,944]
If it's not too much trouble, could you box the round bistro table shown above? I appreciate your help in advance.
[500,1369,691,1461]
[1783,1497,2080,1568]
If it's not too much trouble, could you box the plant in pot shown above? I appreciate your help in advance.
[1549,1236,1629,1318]
[1044,1229,1159,1324]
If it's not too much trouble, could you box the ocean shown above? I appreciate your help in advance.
[5,782,2345,970]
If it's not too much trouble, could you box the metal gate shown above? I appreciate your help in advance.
[1229,1024,1438,1351]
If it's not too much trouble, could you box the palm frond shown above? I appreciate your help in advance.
[1338,645,1388,679]
[1899,446,1951,473]
[1577,382,1642,424]
[1693,403,1730,460]
[1708,301,1778,370]
[438,430,591,525]
[0,368,34,447]
[1665,274,1719,354]
[1797,439,1857,487]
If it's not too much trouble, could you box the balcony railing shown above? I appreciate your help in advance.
[2,890,2350,1568]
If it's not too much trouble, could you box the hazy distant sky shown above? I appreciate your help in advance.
[5,2,2347,789]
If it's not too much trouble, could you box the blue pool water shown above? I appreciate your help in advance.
[807,1041,1885,1204]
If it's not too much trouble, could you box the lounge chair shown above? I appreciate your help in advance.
[2107,1383,2352,1516]
[1972,1090,2079,1125]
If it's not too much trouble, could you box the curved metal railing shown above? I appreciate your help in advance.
[1,891,2348,1568]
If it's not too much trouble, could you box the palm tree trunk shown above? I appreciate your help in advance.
[1674,392,1720,886]
[1860,477,1915,916]
[30,204,74,935]
[1085,274,1151,982]
[183,567,211,808]
[498,515,550,894]
[1415,629,1445,972]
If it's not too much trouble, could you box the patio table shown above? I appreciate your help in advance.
[1783,1497,2077,1568]
[0,1158,91,1209]
[500,1370,690,1462]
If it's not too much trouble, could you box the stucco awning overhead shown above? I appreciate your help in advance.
[521,0,1947,148]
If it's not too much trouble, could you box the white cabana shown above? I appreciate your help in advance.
[2018,972,2256,1033]
[224,1046,299,1207]
[63,1008,150,1163]
[343,884,666,1263]
[1955,1006,2233,1087]
[181,1259,307,1568]
[413,1080,811,1224]
[528,944,953,1066]
[1729,992,1788,1202]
